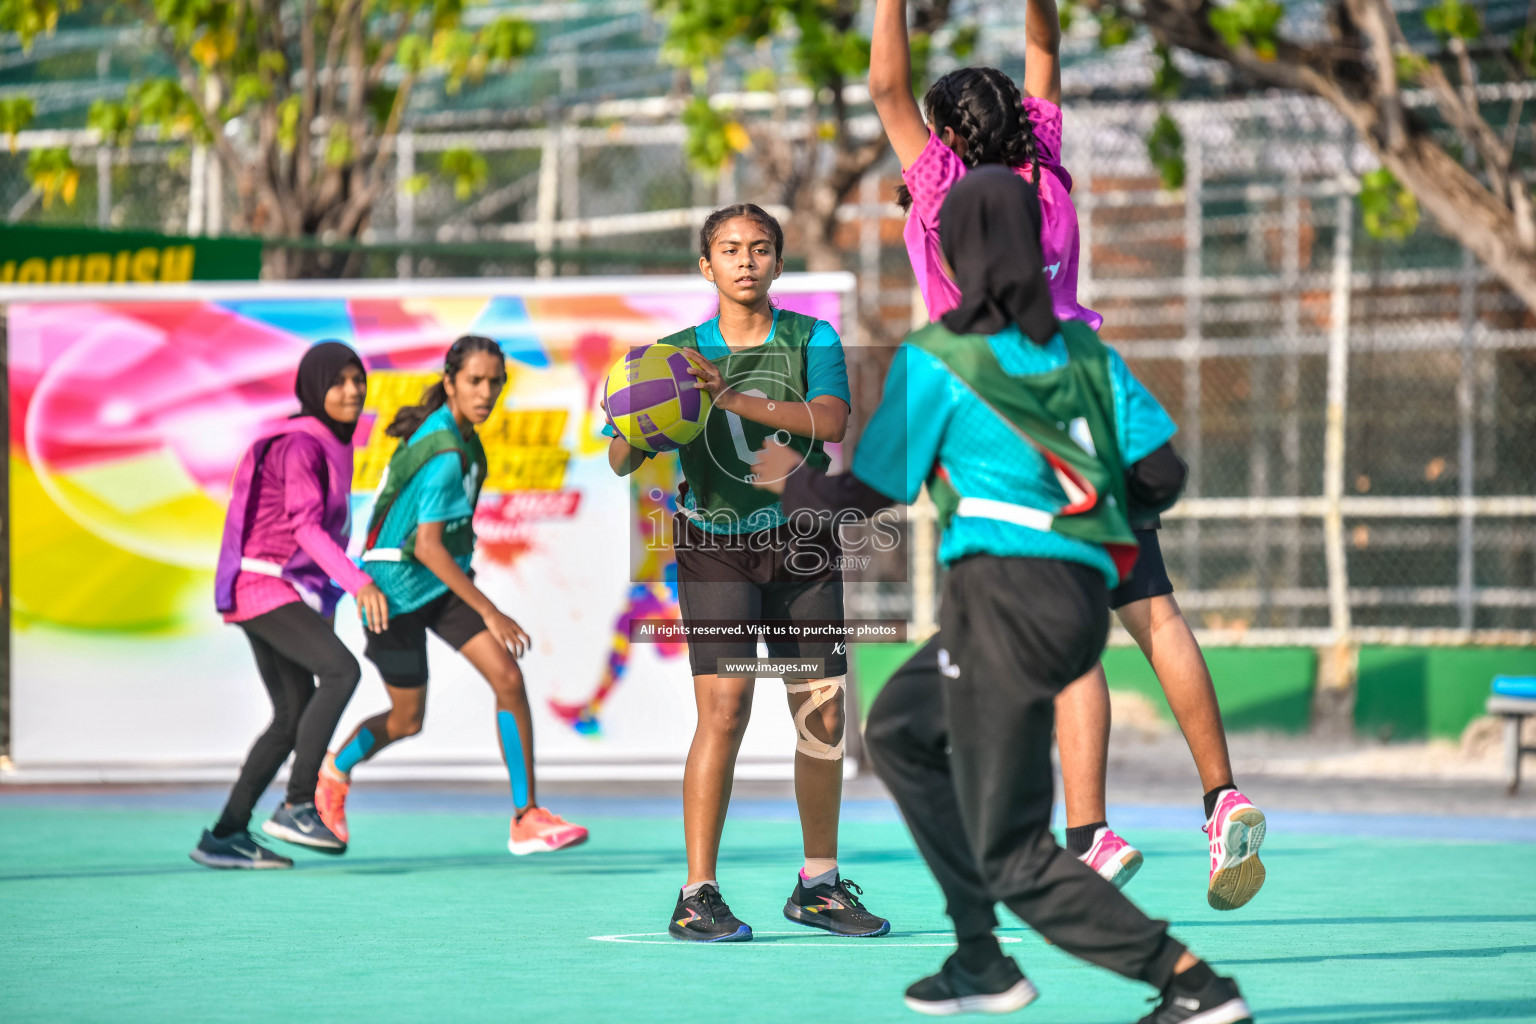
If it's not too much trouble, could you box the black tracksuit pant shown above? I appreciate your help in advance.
[214,602,362,837]
[864,555,1185,989]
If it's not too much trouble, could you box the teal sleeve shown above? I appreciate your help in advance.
[805,321,852,405]
[415,453,476,524]
[1108,347,1178,464]
[850,345,957,504]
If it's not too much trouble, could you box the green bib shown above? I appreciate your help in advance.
[362,422,488,564]
[666,310,832,527]
[907,319,1140,577]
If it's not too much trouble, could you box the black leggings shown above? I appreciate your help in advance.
[864,557,1185,989]
[214,602,361,837]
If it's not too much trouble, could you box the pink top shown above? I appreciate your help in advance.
[224,433,373,623]
[901,96,1101,330]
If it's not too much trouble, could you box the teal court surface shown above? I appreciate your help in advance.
[2,787,1534,1023]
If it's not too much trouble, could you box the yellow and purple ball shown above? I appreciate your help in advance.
[603,343,711,453]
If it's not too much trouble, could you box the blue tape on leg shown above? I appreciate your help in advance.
[333,729,375,774]
[497,709,530,809]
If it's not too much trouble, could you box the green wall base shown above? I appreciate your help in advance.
[850,642,1316,734]
[1099,646,1316,734]
[1355,646,1536,740]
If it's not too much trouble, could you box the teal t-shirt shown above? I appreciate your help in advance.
[604,309,851,534]
[851,326,1176,585]
[363,404,478,614]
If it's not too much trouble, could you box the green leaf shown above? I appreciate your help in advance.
[743,68,778,92]
[439,146,489,199]
[128,78,205,142]
[1058,0,1082,33]
[368,85,400,127]
[25,146,79,208]
[1207,0,1284,60]
[0,95,36,151]
[258,50,288,77]
[949,23,978,60]
[226,73,272,117]
[87,98,134,145]
[1096,8,1135,49]
[0,0,80,51]
[1359,167,1419,240]
[277,94,302,152]
[1423,0,1481,41]
[1146,112,1185,191]
[1151,43,1183,102]
[655,0,778,70]
[324,122,355,168]
[1511,26,1536,76]
[681,96,748,177]
[398,33,429,74]
[478,17,537,63]
[1393,50,1431,82]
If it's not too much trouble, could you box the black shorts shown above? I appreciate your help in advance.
[1108,527,1175,610]
[363,588,488,688]
[673,514,848,678]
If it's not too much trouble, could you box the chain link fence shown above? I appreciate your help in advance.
[3,87,1533,646]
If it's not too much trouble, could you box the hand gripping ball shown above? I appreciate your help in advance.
[603,343,711,453]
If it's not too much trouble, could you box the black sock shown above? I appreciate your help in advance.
[955,934,1005,973]
[1065,821,1107,856]
[210,817,243,840]
[1203,785,1235,821]
[1171,959,1216,993]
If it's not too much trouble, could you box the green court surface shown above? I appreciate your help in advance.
[2,795,1534,1023]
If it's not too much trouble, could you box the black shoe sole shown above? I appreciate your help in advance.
[783,900,892,937]
[667,923,753,942]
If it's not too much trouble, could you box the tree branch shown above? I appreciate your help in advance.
[1090,0,1536,306]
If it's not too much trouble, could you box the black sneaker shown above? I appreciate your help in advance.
[668,884,752,942]
[261,801,346,853]
[189,829,294,870]
[1135,974,1252,1024]
[903,952,1039,1016]
[783,875,891,937]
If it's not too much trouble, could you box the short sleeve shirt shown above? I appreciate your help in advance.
[362,404,478,614]
[901,97,1101,331]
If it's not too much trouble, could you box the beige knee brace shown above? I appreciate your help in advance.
[785,678,845,760]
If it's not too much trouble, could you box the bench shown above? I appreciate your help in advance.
[1487,675,1536,795]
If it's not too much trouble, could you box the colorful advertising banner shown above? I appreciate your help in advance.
[6,276,855,780]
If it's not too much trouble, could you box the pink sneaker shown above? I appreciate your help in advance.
[1205,789,1267,911]
[315,758,350,844]
[1078,827,1143,889]
[508,807,589,856]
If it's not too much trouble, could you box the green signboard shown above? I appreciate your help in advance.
[0,224,262,285]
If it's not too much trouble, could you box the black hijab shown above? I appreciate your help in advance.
[938,165,1060,344]
[294,340,366,443]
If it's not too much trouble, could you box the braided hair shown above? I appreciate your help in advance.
[895,67,1042,212]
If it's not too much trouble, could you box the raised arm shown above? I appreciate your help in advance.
[868,0,932,168]
[1023,0,1062,106]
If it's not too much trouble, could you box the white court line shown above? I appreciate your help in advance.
[589,931,1026,947]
